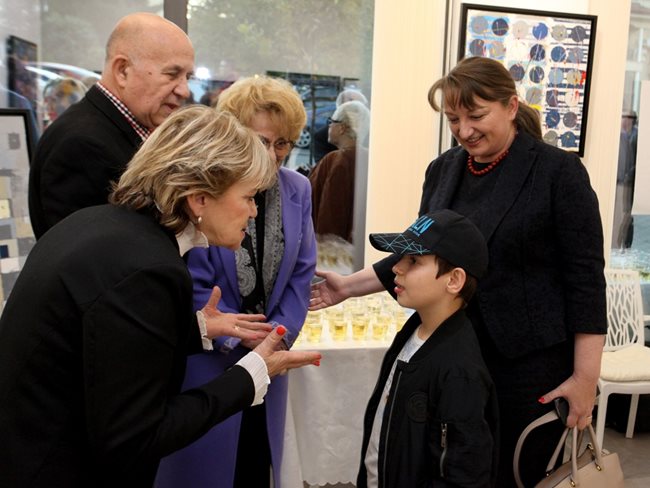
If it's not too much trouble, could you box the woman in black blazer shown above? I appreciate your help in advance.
[310,57,606,487]
[0,106,320,487]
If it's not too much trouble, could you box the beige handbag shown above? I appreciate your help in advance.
[513,410,624,487]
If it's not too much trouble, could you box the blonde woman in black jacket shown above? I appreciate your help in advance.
[0,106,320,487]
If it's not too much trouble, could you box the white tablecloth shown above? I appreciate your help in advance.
[280,341,389,487]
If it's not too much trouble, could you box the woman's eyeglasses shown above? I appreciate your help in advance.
[327,117,343,125]
[259,136,295,152]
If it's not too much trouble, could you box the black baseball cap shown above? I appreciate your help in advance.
[369,209,488,278]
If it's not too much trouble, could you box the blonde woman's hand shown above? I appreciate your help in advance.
[202,286,272,341]
[253,325,321,377]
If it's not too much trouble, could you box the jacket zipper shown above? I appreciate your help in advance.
[440,422,448,478]
[381,369,402,488]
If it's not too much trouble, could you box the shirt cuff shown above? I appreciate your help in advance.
[236,351,270,406]
[195,310,214,351]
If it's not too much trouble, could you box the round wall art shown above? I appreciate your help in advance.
[458,4,597,155]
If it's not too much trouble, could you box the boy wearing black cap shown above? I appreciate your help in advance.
[358,209,498,488]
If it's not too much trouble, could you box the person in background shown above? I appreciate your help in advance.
[358,210,498,488]
[199,88,218,107]
[42,77,88,128]
[29,12,194,239]
[157,76,316,488]
[0,106,321,487]
[310,56,606,487]
[614,110,638,249]
[312,87,369,164]
[309,100,370,243]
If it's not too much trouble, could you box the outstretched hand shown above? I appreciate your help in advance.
[254,325,322,377]
[202,286,272,342]
[309,270,347,311]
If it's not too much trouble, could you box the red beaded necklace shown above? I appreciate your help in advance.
[467,149,509,176]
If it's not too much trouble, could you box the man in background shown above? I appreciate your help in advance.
[614,110,638,249]
[28,12,195,239]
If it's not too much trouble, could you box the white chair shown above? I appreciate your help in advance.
[596,268,650,449]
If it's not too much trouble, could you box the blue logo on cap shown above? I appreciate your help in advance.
[408,216,435,236]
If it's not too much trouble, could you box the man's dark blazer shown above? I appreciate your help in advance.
[0,205,255,487]
[374,131,607,359]
[28,85,142,239]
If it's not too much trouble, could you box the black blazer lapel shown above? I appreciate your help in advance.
[473,133,536,242]
[420,145,467,213]
[85,85,143,149]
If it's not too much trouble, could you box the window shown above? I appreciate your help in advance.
[611,0,650,316]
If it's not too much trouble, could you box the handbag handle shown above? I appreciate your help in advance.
[513,410,604,488]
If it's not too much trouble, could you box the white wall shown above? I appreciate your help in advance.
[583,0,631,253]
[0,0,41,106]
[365,0,446,265]
[365,0,629,265]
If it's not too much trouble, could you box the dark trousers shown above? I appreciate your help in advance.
[478,326,573,487]
[233,403,272,488]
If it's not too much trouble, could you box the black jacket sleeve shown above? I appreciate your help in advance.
[433,374,496,488]
[82,263,254,471]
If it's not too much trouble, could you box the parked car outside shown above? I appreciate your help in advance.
[297,99,337,148]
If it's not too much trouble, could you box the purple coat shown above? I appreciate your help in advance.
[156,168,316,488]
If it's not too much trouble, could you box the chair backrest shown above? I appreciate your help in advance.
[604,268,645,351]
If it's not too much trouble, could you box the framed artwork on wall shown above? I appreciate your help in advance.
[458,4,597,156]
[0,108,36,306]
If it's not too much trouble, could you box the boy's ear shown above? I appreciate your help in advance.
[446,267,467,294]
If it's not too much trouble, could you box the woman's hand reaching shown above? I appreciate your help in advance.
[201,286,272,341]
[254,325,321,377]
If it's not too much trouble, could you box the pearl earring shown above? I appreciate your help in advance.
[197,216,202,226]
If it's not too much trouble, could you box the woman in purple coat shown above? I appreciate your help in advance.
[156,76,316,488]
